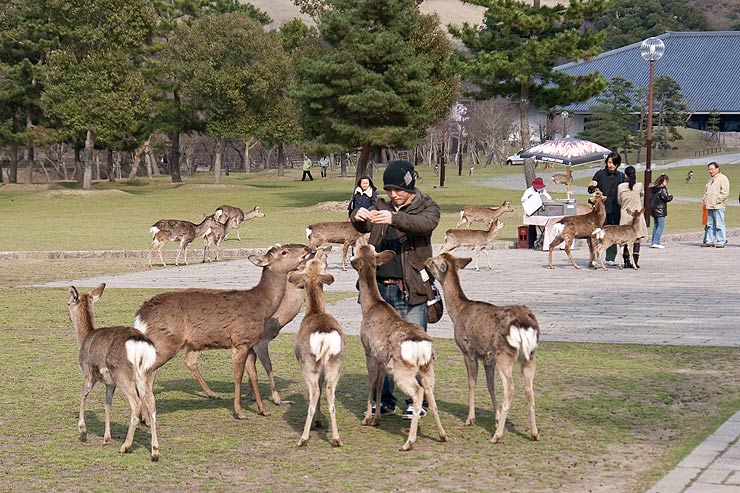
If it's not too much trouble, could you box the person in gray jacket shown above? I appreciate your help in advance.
[351,159,440,419]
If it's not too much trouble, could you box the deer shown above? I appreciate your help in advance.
[306,221,366,271]
[133,244,312,420]
[551,173,572,188]
[686,170,694,184]
[350,237,447,451]
[214,205,265,241]
[148,215,219,268]
[591,208,644,270]
[439,219,505,271]
[289,247,344,447]
[425,253,540,443]
[67,283,160,461]
[454,200,513,230]
[547,189,606,269]
[202,215,238,262]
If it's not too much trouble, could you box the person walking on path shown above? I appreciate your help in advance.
[702,161,730,248]
[347,175,377,217]
[617,165,648,267]
[319,156,329,178]
[649,174,673,249]
[350,159,440,419]
[301,154,314,181]
[587,151,625,265]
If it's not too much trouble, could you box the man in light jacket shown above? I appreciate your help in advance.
[702,162,730,248]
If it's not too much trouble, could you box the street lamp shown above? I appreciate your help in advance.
[560,111,569,138]
[640,36,665,224]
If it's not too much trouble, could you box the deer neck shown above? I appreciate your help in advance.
[303,282,325,316]
[194,218,213,236]
[71,307,94,348]
[357,267,385,313]
[254,267,288,315]
[439,269,469,317]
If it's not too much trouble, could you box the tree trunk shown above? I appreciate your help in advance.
[83,129,95,190]
[340,152,347,177]
[170,131,182,183]
[520,83,534,188]
[107,148,115,182]
[9,114,18,183]
[356,143,372,182]
[74,143,82,183]
[213,137,224,184]
[277,142,285,176]
[25,104,34,184]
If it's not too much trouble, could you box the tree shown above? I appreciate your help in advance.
[578,78,637,157]
[292,0,459,180]
[450,0,608,186]
[706,108,720,143]
[651,76,688,154]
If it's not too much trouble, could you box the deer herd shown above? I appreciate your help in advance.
[68,184,633,461]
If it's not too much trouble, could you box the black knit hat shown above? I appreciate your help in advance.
[383,160,415,192]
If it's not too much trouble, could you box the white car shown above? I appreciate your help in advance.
[505,150,525,166]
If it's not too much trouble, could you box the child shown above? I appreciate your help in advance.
[649,174,673,248]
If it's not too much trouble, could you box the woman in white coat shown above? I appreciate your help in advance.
[617,166,648,268]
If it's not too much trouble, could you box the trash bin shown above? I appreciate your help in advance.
[517,226,529,249]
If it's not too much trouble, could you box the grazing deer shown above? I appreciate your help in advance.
[547,190,606,269]
[202,215,238,262]
[148,215,219,267]
[350,237,447,451]
[439,219,505,271]
[591,208,644,270]
[425,253,540,443]
[686,170,694,184]
[290,247,344,447]
[542,162,555,172]
[551,173,572,189]
[67,283,160,461]
[214,205,265,241]
[455,201,513,230]
[306,221,366,271]
[134,244,312,419]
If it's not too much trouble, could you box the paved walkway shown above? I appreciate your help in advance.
[38,231,740,492]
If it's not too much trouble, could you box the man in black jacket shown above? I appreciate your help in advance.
[587,152,625,266]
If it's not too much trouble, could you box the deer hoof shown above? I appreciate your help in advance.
[233,410,248,420]
[297,437,308,447]
[464,417,475,426]
[151,451,159,462]
[272,393,282,405]
[120,444,130,454]
[490,434,502,444]
[399,442,414,452]
[332,438,343,447]
[531,430,540,441]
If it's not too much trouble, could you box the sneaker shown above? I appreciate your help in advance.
[371,403,395,416]
[605,260,618,266]
[650,244,665,249]
[701,243,715,248]
[401,405,427,420]
[716,243,725,248]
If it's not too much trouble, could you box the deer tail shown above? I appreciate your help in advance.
[592,228,606,240]
[506,325,538,361]
[125,339,156,397]
[552,223,565,238]
[400,340,434,367]
[309,331,342,364]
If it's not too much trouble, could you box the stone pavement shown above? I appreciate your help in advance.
[39,234,740,493]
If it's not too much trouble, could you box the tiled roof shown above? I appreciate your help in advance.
[555,31,740,114]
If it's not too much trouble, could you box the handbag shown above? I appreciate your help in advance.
[425,280,444,324]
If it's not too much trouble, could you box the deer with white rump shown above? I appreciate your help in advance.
[547,189,607,269]
[425,253,540,443]
[351,237,447,451]
[148,215,220,267]
[454,200,513,229]
[67,283,160,461]
[439,219,505,271]
[214,205,265,241]
[289,247,344,447]
[134,244,312,419]
[202,214,239,262]
[591,208,644,270]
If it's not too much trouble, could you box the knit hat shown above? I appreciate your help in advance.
[532,177,546,190]
[383,160,415,192]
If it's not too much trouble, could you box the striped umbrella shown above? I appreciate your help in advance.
[520,137,611,166]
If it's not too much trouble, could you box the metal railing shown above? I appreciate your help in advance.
[694,147,722,157]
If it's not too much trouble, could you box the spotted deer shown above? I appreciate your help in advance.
[148,215,219,267]
[214,205,265,241]
[454,201,513,229]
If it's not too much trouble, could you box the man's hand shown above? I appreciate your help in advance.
[589,180,598,187]
[369,210,393,225]
[354,207,372,222]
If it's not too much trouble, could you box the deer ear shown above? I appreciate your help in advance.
[376,250,395,266]
[90,283,105,302]
[355,236,368,247]
[288,272,306,288]
[69,286,80,304]
[457,257,473,269]
[321,245,333,254]
[319,273,334,286]
[249,254,269,267]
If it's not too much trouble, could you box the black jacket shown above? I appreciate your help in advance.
[588,168,625,215]
[650,186,673,218]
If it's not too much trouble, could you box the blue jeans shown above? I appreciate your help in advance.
[376,283,427,410]
[706,209,726,245]
[651,216,665,245]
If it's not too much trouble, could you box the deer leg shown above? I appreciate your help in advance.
[235,223,242,241]
[587,238,595,266]
[483,248,493,271]
[78,376,95,441]
[484,363,500,422]
[473,247,482,271]
[103,383,115,445]
[394,369,424,451]
[363,357,381,426]
[183,350,220,399]
[231,346,251,419]
[342,242,350,271]
[420,365,447,443]
[522,354,539,441]
[298,369,320,446]
[454,218,466,229]
[462,355,478,425]
[116,379,141,455]
[325,363,343,447]
[563,237,580,270]
[547,237,564,269]
[314,373,325,428]
[244,347,267,416]
[628,243,637,270]
[254,339,281,405]
[492,358,515,443]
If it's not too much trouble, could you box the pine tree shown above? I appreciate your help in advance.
[578,78,637,157]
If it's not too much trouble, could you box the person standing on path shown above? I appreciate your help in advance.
[319,156,329,178]
[702,161,730,247]
[587,152,625,265]
[521,177,552,249]
[617,165,648,267]
[301,154,314,181]
[649,174,673,249]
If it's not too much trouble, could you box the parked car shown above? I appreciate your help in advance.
[505,150,525,166]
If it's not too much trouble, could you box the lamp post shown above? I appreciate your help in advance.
[640,37,665,225]
[560,111,569,138]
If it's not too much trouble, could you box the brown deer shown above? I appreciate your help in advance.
[306,221,366,271]
[134,244,312,419]
[148,215,219,267]
[68,283,160,461]
[214,205,265,241]
[289,247,344,447]
[439,219,505,271]
[547,190,606,269]
[202,215,238,262]
[551,173,573,188]
[350,237,447,451]
[591,208,644,270]
[454,201,513,229]
[425,253,540,443]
